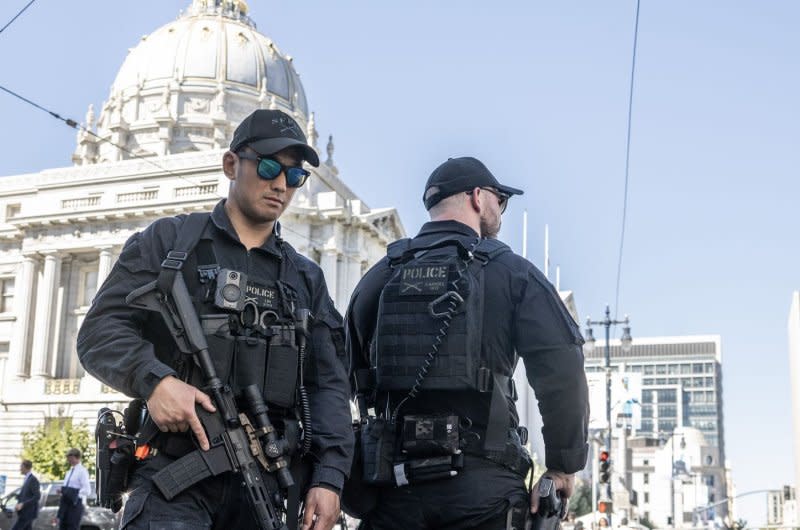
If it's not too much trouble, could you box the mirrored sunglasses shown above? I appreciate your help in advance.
[236,152,311,188]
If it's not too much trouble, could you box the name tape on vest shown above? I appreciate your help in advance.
[245,282,279,310]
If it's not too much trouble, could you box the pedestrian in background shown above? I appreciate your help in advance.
[57,448,90,530]
[12,459,40,530]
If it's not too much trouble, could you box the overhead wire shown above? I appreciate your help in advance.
[0,84,212,184]
[613,0,641,322]
[0,83,330,248]
[0,0,37,36]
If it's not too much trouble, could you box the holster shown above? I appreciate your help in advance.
[96,401,143,513]
[506,501,532,530]
[464,427,532,478]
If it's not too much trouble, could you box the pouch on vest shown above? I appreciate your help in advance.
[264,326,299,409]
[360,417,396,486]
[401,414,460,457]
[341,419,379,519]
[196,315,235,388]
[233,335,268,396]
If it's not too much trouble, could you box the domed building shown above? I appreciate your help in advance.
[75,0,311,163]
[0,0,403,488]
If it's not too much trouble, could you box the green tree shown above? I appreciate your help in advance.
[570,481,593,517]
[20,418,95,481]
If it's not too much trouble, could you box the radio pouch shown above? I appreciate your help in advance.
[264,326,299,409]
[360,417,396,485]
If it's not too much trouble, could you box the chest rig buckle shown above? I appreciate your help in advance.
[161,250,188,270]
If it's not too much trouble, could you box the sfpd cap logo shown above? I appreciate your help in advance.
[271,115,302,139]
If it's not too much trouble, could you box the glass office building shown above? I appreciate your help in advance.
[584,336,725,459]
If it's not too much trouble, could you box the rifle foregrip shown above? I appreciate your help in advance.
[239,463,286,529]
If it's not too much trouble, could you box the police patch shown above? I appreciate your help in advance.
[244,281,279,310]
[399,265,449,296]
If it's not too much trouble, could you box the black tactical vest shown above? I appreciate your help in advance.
[372,236,509,393]
[162,213,303,411]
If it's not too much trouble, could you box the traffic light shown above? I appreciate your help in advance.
[599,450,611,484]
[598,500,613,514]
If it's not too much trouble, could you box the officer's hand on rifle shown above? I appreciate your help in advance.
[530,470,574,518]
[301,487,340,530]
[147,376,216,451]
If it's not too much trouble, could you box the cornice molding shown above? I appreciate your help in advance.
[1,150,224,191]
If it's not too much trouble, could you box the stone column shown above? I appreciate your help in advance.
[335,254,347,312]
[345,254,363,308]
[97,246,114,288]
[319,250,338,310]
[30,252,62,377]
[11,255,38,377]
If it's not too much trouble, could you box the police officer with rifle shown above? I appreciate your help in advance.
[344,157,590,529]
[79,109,353,530]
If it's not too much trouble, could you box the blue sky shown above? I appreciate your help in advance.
[1,1,797,525]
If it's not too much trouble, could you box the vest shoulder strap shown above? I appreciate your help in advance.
[472,238,511,265]
[387,236,476,266]
[172,212,212,257]
[157,212,212,294]
[386,238,412,265]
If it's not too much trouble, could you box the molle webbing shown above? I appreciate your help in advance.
[374,237,509,392]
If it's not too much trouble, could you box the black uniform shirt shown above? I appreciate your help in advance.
[78,200,354,490]
[346,220,589,474]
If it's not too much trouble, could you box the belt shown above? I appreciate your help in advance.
[461,428,532,477]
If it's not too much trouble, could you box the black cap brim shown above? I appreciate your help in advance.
[496,183,524,196]
[248,137,320,167]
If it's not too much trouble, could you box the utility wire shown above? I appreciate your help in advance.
[0,0,37,36]
[0,84,202,183]
[614,0,641,321]
[0,83,330,248]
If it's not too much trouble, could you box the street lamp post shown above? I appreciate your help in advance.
[584,305,633,528]
[671,434,687,529]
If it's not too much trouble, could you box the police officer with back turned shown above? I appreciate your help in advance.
[345,156,589,529]
[78,109,353,530]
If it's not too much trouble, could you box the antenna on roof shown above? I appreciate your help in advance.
[522,210,528,259]
[544,224,550,279]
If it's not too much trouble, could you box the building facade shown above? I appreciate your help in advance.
[789,292,800,497]
[584,335,725,455]
[767,486,798,528]
[626,428,727,528]
[584,335,729,526]
[0,0,404,493]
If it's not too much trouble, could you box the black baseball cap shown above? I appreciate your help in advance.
[423,157,524,210]
[230,109,320,167]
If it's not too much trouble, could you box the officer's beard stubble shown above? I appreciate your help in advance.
[480,213,501,239]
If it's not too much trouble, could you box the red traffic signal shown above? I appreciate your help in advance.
[599,450,611,484]
[598,500,613,513]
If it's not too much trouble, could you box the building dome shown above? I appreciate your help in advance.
[75,0,312,164]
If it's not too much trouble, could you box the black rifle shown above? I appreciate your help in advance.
[126,270,291,530]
